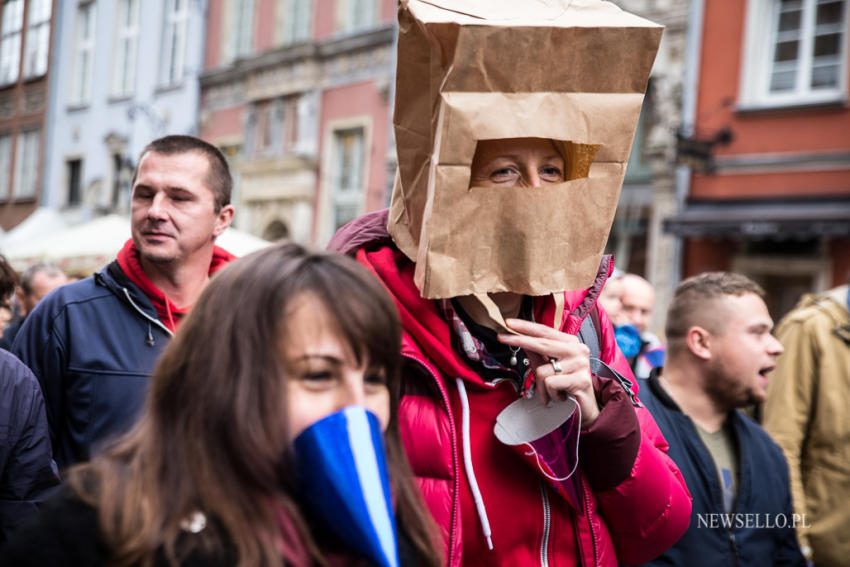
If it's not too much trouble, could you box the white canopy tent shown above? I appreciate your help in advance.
[1,214,272,273]
[0,207,68,250]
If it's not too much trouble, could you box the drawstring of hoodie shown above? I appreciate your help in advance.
[455,378,494,550]
[122,288,174,345]
[163,294,177,331]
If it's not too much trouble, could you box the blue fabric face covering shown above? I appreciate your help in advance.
[294,406,400,567]
[615,324,642,358]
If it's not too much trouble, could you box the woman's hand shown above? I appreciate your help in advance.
[498,318,600,427]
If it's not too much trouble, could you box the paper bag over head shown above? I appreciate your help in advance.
[388,0,663,300]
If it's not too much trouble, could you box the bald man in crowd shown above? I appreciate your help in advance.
[620,273,665,379]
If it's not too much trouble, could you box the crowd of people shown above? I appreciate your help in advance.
[0,1,846,566]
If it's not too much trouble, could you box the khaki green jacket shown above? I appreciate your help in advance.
[763,285,850,567]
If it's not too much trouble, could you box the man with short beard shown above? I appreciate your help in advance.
[13,135,235,469]
[632,272,805,567]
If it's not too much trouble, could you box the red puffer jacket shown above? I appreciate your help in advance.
[330,210,691,567]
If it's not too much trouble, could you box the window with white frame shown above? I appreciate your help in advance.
[67,158,82,206]
[13,129,39,200]
[160,0,189,86]
[111,0,139,97]
[253,99,277,156]
[70,2,96,105]
[741,0,848,107]
[0,133,11,200]
[23,0,51,78]
[0,0,23,85]
[250,95,300,157]
[331,128,365,231]
[337,0,377,34]
[281,95,299,151]
[278,0,311,45]
[111,153,128,208]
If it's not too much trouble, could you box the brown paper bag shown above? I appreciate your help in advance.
[388,0,662,299]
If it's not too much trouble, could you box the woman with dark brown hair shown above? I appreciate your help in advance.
[0,241,442,567]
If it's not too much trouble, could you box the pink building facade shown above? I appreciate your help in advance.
[199,0,396,244]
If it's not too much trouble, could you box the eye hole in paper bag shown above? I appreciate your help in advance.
[469,137,600,189]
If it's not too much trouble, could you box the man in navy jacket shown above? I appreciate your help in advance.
[13,135,236,469]
[634,272,805,567]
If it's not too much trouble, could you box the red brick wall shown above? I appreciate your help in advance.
[830,238,850,286]
[684,238,737,277]
[692,0,850,200]
[692,170,850,200]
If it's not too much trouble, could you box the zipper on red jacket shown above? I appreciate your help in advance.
[539,481,551,567]
[402,352,460,566]
[581,479,600,566]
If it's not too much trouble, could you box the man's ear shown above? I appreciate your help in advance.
[212,204,235,238]
[685,326,712,360]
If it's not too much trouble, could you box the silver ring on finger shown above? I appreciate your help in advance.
[549,357,563,374]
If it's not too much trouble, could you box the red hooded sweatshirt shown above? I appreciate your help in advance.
[117,238,235,332]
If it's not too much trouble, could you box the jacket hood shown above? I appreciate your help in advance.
[790,285,850,343]
[824,285,850,314]
[796,285,848,311]
[328,208,394,255]
[95,261,159,318]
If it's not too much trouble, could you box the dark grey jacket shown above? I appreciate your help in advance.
[634,370,806,567]
[0,349,59,544]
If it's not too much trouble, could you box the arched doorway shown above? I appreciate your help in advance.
[262,220,289,242]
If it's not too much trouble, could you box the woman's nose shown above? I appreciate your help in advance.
[340,373,367,408]
[523,168,543,188]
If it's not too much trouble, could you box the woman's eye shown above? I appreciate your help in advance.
[490,167,518,183]
[303,371,334,382]
[365,371,387,387]
[540,166,564,181]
